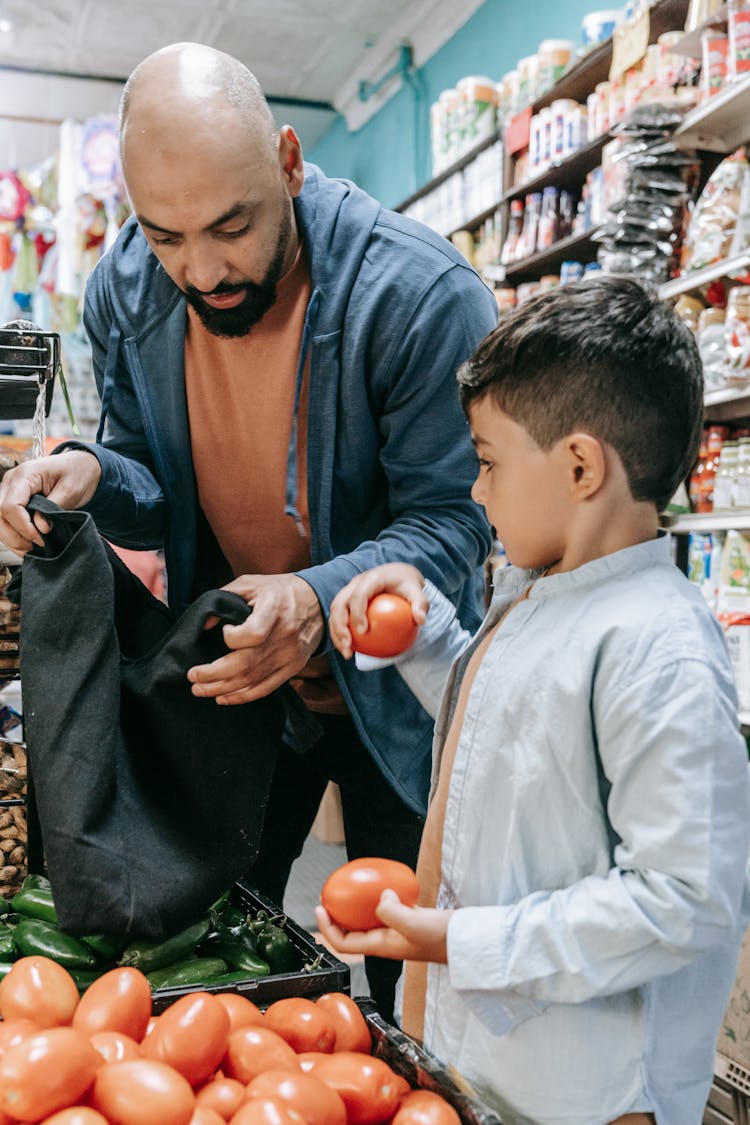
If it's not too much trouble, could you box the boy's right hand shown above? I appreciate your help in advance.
[329,563,429,660]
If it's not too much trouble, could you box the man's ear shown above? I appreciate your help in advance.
[278,125,304,197]
[566,433,606,501]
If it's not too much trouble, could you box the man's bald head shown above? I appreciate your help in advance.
[119,43,278,165]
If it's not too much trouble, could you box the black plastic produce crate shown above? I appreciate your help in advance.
[360,998,505,1125]
[151,880,349,1014]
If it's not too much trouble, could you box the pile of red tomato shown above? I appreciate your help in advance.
[0,957,460,1125]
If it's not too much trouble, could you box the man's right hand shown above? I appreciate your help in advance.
[0,450,102,553]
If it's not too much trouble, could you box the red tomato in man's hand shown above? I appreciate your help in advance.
[350,595,418,658]
[321,858,420,931]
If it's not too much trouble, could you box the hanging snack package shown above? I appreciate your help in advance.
[682,148,750,272]
[718,613,750,712]
[717,530,750,615]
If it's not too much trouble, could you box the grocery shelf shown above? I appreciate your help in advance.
[499,229,598,285]
[673,72,750,153]
[531,0,690,112]
[672,5,728,58]
[502,133,611,204]
[663,511,750,532]
[447,200,501,238]
[704,388,750,423]
[395,129,502,213]
[658,252,750,300]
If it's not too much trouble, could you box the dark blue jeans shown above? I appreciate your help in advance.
[245,713,425,1022]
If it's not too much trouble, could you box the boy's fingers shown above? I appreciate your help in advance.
[374,889,409,929]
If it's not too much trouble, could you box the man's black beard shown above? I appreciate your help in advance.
[184,217,292,338]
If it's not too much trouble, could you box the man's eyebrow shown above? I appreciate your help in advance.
[138,203,254,236]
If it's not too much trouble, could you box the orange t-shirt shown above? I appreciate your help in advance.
[184,246,345,713]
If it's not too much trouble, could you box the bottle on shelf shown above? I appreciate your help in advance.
[515,192,542,261]
[689,431,708,511]
[714,439,739,511]
[537,187,560,252]
[501,200,524,265]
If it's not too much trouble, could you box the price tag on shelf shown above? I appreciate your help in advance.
[609,7,650,80]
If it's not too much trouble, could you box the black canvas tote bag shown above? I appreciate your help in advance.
[8,495,310,937]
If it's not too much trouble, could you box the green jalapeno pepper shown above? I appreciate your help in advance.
[146,956,228,991]
[13,919,98,969]
[11,884,57,926]
[251,918,300,974]
[200,930,270,977]
[120,918,211,974]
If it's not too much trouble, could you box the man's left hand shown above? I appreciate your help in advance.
[187,573,324,704]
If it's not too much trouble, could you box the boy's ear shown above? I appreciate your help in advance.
[566,433,606,501]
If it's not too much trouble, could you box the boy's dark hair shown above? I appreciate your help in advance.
[457,276,703,511]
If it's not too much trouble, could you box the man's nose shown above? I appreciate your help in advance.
[182,245,227,295]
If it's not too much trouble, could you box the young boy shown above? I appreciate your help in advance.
[317,276,750,1125]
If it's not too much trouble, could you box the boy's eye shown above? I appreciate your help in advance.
[477,458,494,472]
[152,234,180,246]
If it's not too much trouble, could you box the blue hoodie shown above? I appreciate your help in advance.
[69,164,496,812]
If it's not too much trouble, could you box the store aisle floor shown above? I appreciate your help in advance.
[283,832,370,999]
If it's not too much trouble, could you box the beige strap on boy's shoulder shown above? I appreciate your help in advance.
[401,582,534,1042]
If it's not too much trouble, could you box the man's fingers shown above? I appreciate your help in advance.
[31,512,51,536]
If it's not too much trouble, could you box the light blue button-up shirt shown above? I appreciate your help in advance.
[392,535,750,1125]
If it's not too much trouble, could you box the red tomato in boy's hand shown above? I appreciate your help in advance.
[321,858,420,931]
[350,595,418,658]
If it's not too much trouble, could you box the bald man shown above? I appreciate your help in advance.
[0,44,497,1018]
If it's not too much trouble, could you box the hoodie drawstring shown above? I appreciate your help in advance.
[285,288,321,536]
[96,321,122,443]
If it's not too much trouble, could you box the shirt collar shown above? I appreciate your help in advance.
[492,532,672,601]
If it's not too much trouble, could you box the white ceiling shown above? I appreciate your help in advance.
[0,0,483,168]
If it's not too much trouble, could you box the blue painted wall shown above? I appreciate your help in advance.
[308,0,598,209]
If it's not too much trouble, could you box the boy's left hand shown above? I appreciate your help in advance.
[315,890,451,963]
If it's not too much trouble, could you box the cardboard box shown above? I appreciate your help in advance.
[717,926,750,1075]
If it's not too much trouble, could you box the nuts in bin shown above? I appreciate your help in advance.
[0,738,27,898]
[0,566,20,678]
